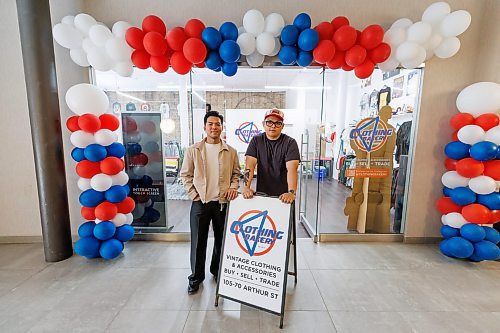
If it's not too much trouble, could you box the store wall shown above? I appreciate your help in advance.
[0,0,498,239]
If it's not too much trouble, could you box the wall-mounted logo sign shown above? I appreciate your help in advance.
[140,103,151,111]
[235,122,262,144]
[126,102,136,111]
[350,116,393,153]
[112,102,121,114]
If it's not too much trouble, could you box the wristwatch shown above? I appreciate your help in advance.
[288,189,296,195]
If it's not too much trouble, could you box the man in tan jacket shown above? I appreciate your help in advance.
[180,111,240,295]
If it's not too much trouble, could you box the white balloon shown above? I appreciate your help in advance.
[441,171,470,189]
[52,23,84,49]
[82,37,97,53]
[246,50,265,67]
[111,171,129,186]
[456,82,500,116]
[391,18,413,30]
[396,42,425,64]
[237,32,256,56]
[401,47,426,69]
[70,130,96,148]
[114,61,134,77]
[378,56,399,72]
[445,212,467,228]
[133,166,146,177]
[74,13,97,35]
[441,214,447,225]
[127,132,142,142]
[383,28,406,47]
[424,49,434,61]
[77,177,92,191]
[407,21,432,44]
[70,48,90,67]
[457,125,485,145]
[112,213,128,227]
[243,9,265,36]
[112,21,132,39]
[238,26,246,36]
[422,2,451,24]
[256,32,275,56]
[434,37,460,58]
[65,83,109,116]
[105,38,132,62]
[469,176,497,195]
[87,47,113,71]
[90,174,113,192]
[423,32,443,51]
[95,129,118,146]
[485,126,500,145]
[440,10,472,37]
[89,24,113,47]
[160,118,175,133]
[61,15,75,26]
[268,38,281,56]
[264,13,285,37]
[125,213,133,224]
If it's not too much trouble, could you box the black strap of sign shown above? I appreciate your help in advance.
[214,194,297,329]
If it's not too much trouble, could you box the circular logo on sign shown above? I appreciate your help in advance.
[235,122,261,144]
[349,117,393,153]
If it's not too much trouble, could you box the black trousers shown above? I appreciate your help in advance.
[188,201,226,286]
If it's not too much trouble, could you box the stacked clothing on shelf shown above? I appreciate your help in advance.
[338,154,356,188]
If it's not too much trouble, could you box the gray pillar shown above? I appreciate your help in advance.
[16,0,73,261]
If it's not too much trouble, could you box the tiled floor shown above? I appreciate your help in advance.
[0,240,499,332]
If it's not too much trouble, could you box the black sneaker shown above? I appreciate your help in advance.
[188,283,199,295]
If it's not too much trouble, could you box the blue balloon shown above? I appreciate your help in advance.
[219,40,240,63]
[440,225,460,239]
[214,66,221,72]
[483,226,500,244]
[279,46,298,65]
[460,223,486,242]
[470,141,498,161]
[293,13,311,31]
[444,141,470,160]
[106,142,126,158]
[105,185,128,203]
[222,62,238,76]
[71,148,85,162]
[477,192,500,210]
[78,221,96,238]
[122,184,130,196]
[497,148,500,159]
[205,51,222,70]
[202,27,222,50]
[449,186,476,206]
[127,142,142,156]
[443,187,452,196]
[298,29,319,51]
[93,221,116,241]
[296,50,313,67]
[75,236,100,258]
[84,144,107,162]
[115,224,135,242]
[99,239,124,260]
[473,240,500,261]
[468,252,483,262]
[144,141,159,153]
[141,175,153,187]
[219,22,238,41]
[445,236,474,258]
[79,189,105,208]
[439,240,454,257]
[280,25,299,46]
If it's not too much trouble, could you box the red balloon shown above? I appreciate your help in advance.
[99,114,119,131]
[456,158,485,178]
[484,160,500,180]
[444,158,458,171]
[166,27,187,51]
[474,113,499,131]
[360,25,384,50]
[313,40,336,64]
[131,50,150,69]
[183,38,207,64]
[452,130,459,141]
[78,114,101,133]
[450,113,475,130]
[368,42,391,63]
[314,22,334,40]
[345,45,367,67]
[142,15,166,36]
[330,16,350,32]
[81,206,96,220]
[100,157,125,175]
[76,160,101,179]
[129,153,149,166]
[116,197,136,214]
[66,116,80,132]
[143,31,168,56]
[170,51,192,74]
[436,197,462,214]
[326,50,345,69]
[185,19,206,39]
[125,27,145,50]
[150,55,170,73]
[123,116,138,133]
[342,63,354,71]
[139,120,156,134]
[355,30,362,44]
[149,150,163,162]
[333,25,357,51]
[354,59,375,79]
[95,201,118,221]
[462,204,492,224]
[489,210,500,224]
[195,61,206,68]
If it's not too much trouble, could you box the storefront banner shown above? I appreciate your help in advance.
[217,196,291,314]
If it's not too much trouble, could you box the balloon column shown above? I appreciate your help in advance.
[438,82,500,261]
[66,83,135,260]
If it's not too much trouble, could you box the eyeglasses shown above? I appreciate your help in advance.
[265,120,284,128]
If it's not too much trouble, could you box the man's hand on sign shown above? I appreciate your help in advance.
[225,188,239,201]
[279,192,295,204]
[242,187,254,199]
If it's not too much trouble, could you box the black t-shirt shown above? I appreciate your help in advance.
[245,133,300,196]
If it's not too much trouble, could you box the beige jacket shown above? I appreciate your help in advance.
[180,139,240,203]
